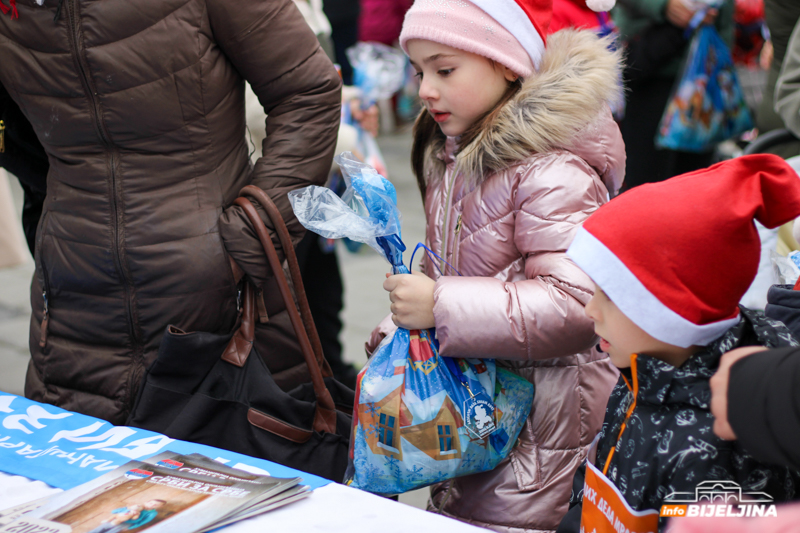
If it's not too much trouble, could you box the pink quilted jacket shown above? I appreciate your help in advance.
[368,30,624,532]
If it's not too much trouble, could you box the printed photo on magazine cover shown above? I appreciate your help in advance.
[26,459,293,533]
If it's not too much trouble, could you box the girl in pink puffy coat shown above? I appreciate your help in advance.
[366,0,625,531]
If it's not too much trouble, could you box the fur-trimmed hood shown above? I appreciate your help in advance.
[428,29,625,193]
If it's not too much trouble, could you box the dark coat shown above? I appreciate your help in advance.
[729,345,800,471]
[0,0,341,424]
[765,284,800,339]
[560,307,800,532]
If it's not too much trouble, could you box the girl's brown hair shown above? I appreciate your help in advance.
[411,76,522,202]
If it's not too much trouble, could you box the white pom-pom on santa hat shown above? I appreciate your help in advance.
[586,0,615,12]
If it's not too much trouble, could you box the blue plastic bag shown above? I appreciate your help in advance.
[656,25,754,152]
[288,156,534,494]
[347,328,534,494]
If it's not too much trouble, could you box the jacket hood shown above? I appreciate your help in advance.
[428,29,624,193]
[625,307,799,409]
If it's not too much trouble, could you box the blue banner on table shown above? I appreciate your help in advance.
[0,393,331,491]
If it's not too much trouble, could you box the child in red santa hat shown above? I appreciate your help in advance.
[559,154,800,533]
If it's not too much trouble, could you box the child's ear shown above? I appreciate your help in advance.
[502,66,519,83]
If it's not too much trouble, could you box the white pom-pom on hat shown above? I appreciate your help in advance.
[586,0,615,12]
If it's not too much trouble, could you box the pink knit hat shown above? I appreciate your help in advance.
[400,0,550,77]
[400,0,615,77]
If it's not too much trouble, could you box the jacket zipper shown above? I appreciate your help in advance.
[39,258,51,348]
[36,208,52,348]
[0,120,5,152]
[439,169,458,274]
[602,354,639,476]
[451,213,462,273]
[65,0,143,403]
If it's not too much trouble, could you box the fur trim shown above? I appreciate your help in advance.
[428,29,623,185]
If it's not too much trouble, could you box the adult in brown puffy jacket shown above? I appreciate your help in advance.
[0,0,341,424]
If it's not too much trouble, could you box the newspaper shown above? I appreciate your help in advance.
[0,451,309,533]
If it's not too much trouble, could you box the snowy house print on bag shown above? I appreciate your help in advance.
[347,327,533,495]
[356,371,466,461]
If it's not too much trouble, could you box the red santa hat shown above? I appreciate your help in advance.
[400,0,612,76]
[567,154,800,348]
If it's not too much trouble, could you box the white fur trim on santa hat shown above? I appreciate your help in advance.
[586,0,616,12]
[568,228,740,348]
[470,0,546,70]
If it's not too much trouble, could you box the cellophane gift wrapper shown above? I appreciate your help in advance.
[656,25,754,152]
[289,155,534,494]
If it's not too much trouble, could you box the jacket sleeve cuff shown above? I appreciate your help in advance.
[365,313,397,357]
[219,201,280,288]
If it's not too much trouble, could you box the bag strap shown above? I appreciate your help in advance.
[228,192,337,435]
[239,185,332,377]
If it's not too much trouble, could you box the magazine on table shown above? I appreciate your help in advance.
[0,451,309,533]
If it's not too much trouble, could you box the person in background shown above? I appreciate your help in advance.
[755,0,800,156]
[0,0,341,424]
[614,0,733,190]
[559,154,800,533]
[358,0,413,45]
[324,0,361,85]
[368,0,625,530]
[775,18,800,139]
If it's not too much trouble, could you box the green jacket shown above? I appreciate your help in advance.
[612,0,734,79]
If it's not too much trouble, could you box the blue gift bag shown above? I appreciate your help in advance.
[656,25,754,152]
[346,328,533,494]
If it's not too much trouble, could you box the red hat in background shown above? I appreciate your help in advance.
[568,154,800,348]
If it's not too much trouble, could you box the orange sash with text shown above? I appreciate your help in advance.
[580,460,659,533]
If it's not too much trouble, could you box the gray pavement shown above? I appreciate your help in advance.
[0,128,431,509]
[0,176,33,398]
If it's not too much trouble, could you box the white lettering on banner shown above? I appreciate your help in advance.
[0,434,121,472]
[100,435,174,459]
[3,406,71,434]
[50,422,136,450]
[584,484,598,505]
[0,396,15,413]
[0,437,25,449]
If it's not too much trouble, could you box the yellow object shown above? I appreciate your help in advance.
[776,221,800,256]
[0,119,5,153]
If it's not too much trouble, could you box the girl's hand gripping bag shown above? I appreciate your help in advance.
[656,24,754,152]
[288,154,534,495]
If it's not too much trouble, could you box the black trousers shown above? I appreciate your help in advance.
[620,76,715,191]
[295,231,357,388]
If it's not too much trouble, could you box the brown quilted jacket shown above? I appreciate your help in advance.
[0,0,341,424]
